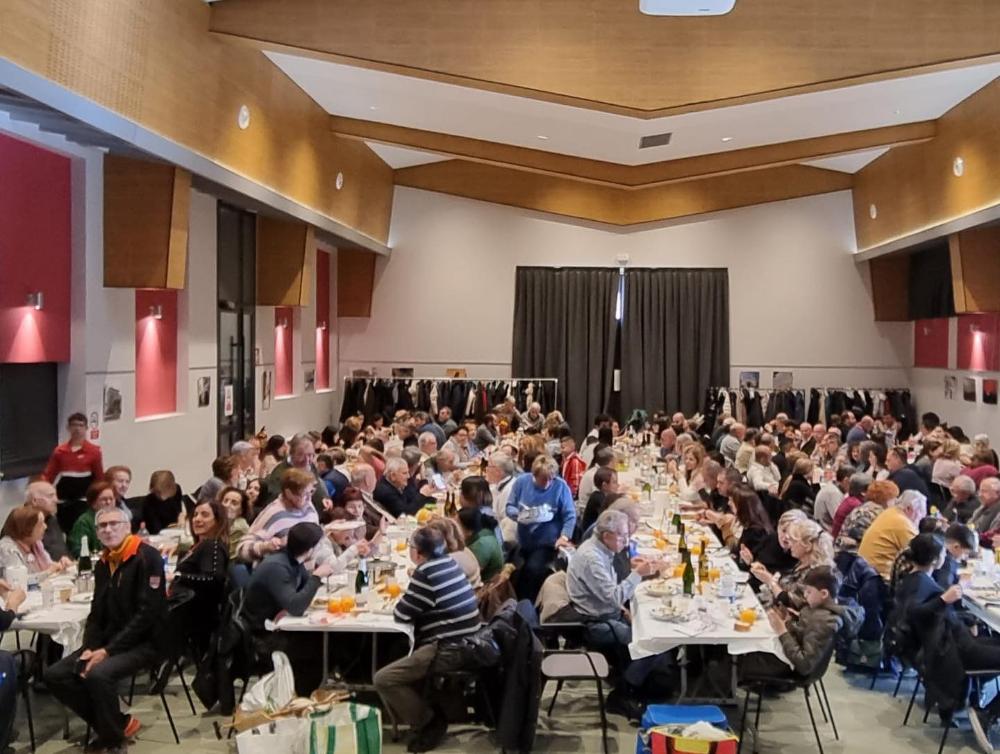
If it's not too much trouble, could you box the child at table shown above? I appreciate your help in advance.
[739,566,860,681]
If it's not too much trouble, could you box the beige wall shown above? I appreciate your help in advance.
[339,187,912,399]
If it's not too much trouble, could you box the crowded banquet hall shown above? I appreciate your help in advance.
[3,2,1000,754]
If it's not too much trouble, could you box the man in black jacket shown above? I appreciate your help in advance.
[887,446,930,498]
[45,507,166,752]
[374,457,436,518]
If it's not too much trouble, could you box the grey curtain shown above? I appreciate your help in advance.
[620,268,729,417]
[511,267,619,434]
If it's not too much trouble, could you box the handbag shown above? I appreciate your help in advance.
[307,702,382,754]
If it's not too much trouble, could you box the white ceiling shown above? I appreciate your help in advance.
[267,51,1000,168]
[365,142,450,169]
[801,147,890,174]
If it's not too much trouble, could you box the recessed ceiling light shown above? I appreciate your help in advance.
[369,106,378,111]
[721,136,734,143]
[335,172,345,191]
[953,156,965,177]
[537,135,549,140]
[869,203,878,220]
[237,105,251,130]
[893,109,901,115]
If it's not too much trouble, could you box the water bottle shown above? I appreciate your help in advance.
[41,578,54,609]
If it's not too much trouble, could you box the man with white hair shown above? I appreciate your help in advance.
[563,508,656,719]
[719,423,744,465]
[231,440,260,489]
[520,402,544,433]
[859,489,925,581]
[374,457,435,519]
[26,480,69,559]
[417,431,439,459]
[799,422,816,456]
[943,475,980,524]
[970,477,1000,535]
[259,433,333,513]
[485,453,519,544]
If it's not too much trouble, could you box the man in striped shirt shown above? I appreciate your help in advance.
[374,527,481,752]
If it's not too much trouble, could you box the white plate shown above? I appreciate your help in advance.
[733,572,750,584]
[644,579,678,597]
[69,592,93,603]
[650,605,690,623]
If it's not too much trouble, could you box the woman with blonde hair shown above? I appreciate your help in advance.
[425,516,482,588]
[931,437,963,487]
[751,518,834,607]
[672,444,706,501]
[740,507,805,576]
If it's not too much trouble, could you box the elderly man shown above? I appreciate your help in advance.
[417,431,440,464]
[719,423,744,466]
[485,453,519,544]
[847,416,875,445]
[231,440,260,489]
[658,428,678,461]
[507,455,576,602]
[414,411,446,450]
[562,509,656,719]
[798,423,816,456]
[46,506,166,751]
[813,465,855,533]
[971,477,1000,538]
[942,474,980,524]
[374,457,436,519]
[859,489,926,581]
[520,402,544,433]
[259,434,332,513]
[25,480,69,560]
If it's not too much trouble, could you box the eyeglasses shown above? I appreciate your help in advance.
[96,521,128,529]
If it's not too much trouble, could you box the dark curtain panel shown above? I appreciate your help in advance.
[511,267,619,435]
[908,242,955,319]
[620,268,729,417]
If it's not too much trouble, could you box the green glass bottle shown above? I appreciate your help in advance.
[677,523,688,555]
[672,510,682,534]
[682,551,695,596]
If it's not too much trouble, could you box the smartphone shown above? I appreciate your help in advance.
[431,473,447,491]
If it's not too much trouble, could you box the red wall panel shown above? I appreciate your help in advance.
[315,250,330,390]
[0,133,71,363]
[135,289,178,417]
[957,313,1000,372]
[913,318,949,368]
[275,306,293,397]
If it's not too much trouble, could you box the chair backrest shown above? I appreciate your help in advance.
[801,639,837,686]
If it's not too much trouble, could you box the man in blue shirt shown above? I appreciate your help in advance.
[506,455,576,602]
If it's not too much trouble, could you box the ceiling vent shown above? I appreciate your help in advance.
[640,0,736,15]
[638,132,672,149]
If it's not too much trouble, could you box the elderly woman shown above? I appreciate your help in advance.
[425,516,481,588]
[0,506,72,575]
[835,478,899,552]
[324,510,373,573]
[751,518,835,607]
[443,425,474,466]
[506,455,576,602]
[931,438,964,488]
[740,507,805,579]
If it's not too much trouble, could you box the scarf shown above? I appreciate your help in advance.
[102,534,141,574]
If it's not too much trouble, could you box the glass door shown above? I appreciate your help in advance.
[217,203,256,455]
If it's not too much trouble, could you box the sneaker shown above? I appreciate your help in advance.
[969,707,995,754]
[123,715,142,739]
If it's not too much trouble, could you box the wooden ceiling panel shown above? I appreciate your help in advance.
[394,160,852,226]
[210,0,1000,114]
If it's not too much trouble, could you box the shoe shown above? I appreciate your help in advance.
[123,715,142,739]
[969,707,995,754]
[406,710,447,753]
[605,690,644,722]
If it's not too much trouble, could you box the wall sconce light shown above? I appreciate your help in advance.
[921,326,930,336]
[26,291,43,310]
[970,322,981,335]
[149,304,163,320]
[317,320,328,330]
[278,317,289,329]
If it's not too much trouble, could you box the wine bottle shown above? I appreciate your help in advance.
[444,490,458,518]
[354,556,370,605]
[682,552,695,596]
[697,550,709,585]
[677,523,688,555]
[78,535,92,574]
[672,510,682,534]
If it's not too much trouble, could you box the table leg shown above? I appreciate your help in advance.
[322,631,330,686]
[678,647,688,700]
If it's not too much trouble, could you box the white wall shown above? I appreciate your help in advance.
[339,187,911,407]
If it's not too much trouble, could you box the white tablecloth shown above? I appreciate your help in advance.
[629,520,790,667]
[11,577,91,651]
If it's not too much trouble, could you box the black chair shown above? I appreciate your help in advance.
[13,649,38,752]
[903,667,1000,754]
[738,645,838,754]
[425,668,497,728]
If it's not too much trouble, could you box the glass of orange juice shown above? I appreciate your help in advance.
[341,595,356,612]
[673,564,686,578]
[387,581,402,599]
[739,607,758,624]
[327,598,342,614]
[708,568,721,582]
[395,539,408,553]
[655,537,668,551]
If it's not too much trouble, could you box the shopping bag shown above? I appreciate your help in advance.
[241,651,296,713]
[236,717,310,754]
[308,702,382,754]
[648,724,738,754]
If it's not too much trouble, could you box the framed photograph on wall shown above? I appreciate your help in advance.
[963,377,977,403]
[985,379,998,406]
[739,371,759,389]
[103,383,122,422]
[772,371,793,390]
[197,376,211,408]
[304,369,315,392]
[944,375,956,400]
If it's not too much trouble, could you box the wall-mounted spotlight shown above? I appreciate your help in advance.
[26,291,43,310]
[317,320,328,330]
[149,304,163,320]
[278,317,289,329]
